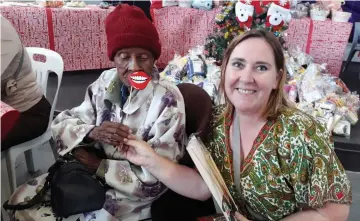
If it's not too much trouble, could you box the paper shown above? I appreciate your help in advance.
[187,135,237,221]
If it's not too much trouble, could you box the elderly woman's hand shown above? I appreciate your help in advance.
[73,147,103,173]
[88,121,132,146]
[121,139,157,168]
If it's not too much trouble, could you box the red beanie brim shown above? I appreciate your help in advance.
[108,33,161,61]
[106,4,161,61]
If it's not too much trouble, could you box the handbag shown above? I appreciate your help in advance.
[3,154,107,218]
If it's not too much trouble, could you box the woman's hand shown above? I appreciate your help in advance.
[88,121,132,146]
[73,147,103,172]
[235,212,251,221]
[122,139,157,168]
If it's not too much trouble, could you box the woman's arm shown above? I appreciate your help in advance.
[146,150,212,201]
[124,136,212,201]
[281,203,350,221]
[1,16,21,75]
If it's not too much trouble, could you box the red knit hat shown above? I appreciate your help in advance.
[105,4,161,61]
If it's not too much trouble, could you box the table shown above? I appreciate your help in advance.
[285,18,353,77]
[151,7,221,68]
[334,120,360,172]
[152,7,353,76]
[0,5,114,71]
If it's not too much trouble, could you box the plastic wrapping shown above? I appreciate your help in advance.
[192,0,212,10]
[160,46,223,105]
[291,3,310,19]
[333,120,351,137]
[298,63,324,103]
[290,47,313,67]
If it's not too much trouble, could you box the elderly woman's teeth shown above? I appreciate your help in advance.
[237,89,256,94]
[131,76,147,83]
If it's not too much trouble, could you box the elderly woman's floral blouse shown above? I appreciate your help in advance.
[200,105,351,221]
[8,68,186,221]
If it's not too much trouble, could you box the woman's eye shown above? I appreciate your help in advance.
[256,65,268,72]
[140,54,149,60]
[232,62,244,69]
[119,53,129,60]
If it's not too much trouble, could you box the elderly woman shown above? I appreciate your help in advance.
[123,30,352,221]
[7,4,185,221]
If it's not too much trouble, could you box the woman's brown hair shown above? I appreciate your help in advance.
[219,29,290,119]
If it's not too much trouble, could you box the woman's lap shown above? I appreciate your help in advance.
[1,96,51,151]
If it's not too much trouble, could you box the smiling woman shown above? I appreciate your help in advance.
[122,30,352,221]
[220,29,289,120]
[198,29,352,220]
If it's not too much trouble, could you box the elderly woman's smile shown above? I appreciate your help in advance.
[113,47,155,87]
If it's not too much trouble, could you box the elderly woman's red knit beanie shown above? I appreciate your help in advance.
[105,4,161,61]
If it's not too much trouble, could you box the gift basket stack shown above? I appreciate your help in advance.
[291,0,351,22]
[284,47,359,137]
[160,46,224,106]
[36,0,87,8]
[150,0,218,10]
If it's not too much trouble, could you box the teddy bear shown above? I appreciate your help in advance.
[235,0,255,29]
[265,1,292,31]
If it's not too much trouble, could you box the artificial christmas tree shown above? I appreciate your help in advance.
[204,0,290,64]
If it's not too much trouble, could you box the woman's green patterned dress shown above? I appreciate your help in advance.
[199,105,352,221]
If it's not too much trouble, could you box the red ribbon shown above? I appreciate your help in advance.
[45,8,55,51]
[305,19,314,54]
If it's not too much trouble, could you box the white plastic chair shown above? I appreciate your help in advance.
[2,47,64,193]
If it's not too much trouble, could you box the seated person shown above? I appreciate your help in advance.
[1,15,51,150]
[7,4,186,221]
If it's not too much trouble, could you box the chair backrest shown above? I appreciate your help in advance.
[354,22,360,45]
[177,83,213,167]
[26,47,64,127]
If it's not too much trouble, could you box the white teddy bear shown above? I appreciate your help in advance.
[235,1,254,29]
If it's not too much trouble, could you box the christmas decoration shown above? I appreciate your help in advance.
[265,1,291,31]
[204,0,290,64]
[235,1,254,29]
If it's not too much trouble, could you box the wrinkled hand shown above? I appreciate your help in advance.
[122,139,157,168]
[73,147,102,172]
[235,212,251,221]
[88,121,132,146]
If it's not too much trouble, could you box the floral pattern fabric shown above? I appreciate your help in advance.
[7,68,186,221]
[200,105,352,221]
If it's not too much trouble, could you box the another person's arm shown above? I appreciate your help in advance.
[125,139,212,201]
[1,16,21,76]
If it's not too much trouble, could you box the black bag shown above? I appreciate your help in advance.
[3,155,107,218]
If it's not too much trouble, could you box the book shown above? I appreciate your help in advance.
[186,135,238,221]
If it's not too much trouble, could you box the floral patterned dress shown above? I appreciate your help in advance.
[7,68,186,221]
[199,105,352,221]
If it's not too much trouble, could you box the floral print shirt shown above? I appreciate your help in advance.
[200,105,351,221]
[8,68,186,221]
